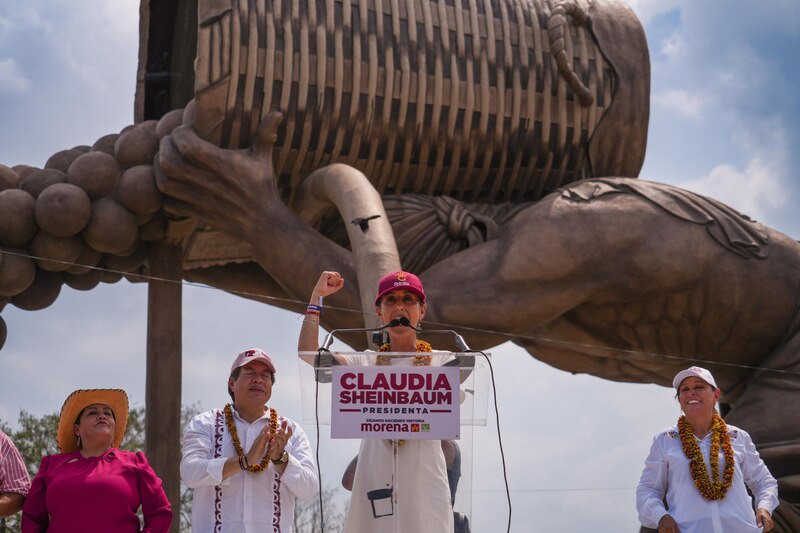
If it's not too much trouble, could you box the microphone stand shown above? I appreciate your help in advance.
[381,318,475,380]
[318,318,474,379]
[320,318,403,351]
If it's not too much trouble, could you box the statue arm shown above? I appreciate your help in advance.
[157,113,361,317]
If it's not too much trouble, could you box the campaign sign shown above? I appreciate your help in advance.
[331,365,460,439]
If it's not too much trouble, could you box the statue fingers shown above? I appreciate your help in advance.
[250,111,284,161]
[157,138,249,205]
[170,124,244,179]
[157,135,219,186]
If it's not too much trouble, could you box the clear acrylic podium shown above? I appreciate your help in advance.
[298,351,490,532]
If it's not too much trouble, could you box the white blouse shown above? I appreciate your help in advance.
[636,423,778,533]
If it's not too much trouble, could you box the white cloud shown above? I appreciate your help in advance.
[676,118,789,225]
[626,0,684,25]
[660,32,686,61]
[0,58,31,92]
[653,88,705,118]
[679,157,785,225]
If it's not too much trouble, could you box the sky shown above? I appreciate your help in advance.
[1,1,798,531]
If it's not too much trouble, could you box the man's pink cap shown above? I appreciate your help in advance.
[231,348,276,374]
[374,271,426,305]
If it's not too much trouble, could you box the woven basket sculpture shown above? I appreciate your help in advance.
[193,0,649,205]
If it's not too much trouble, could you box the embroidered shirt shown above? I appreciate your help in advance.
[181,407,318,533]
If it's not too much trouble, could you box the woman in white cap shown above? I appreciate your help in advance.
[21,389,172,532]
[636,366,778,533]
[299,270,455,533]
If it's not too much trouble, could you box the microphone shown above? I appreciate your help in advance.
[395,316,421,331]
[372,316,472,352]
[313,318,409,383]
[320,318,403,351]
[321,317,471,351]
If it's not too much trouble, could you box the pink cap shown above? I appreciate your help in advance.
[231,348,276,374]
[672,366,718,389]
[374,271,426,305]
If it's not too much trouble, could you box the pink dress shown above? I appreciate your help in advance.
[22,448,172,533]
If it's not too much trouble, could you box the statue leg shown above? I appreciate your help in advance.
[725,321,800,530]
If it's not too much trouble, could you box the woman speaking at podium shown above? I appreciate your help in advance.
[299,270,454,532]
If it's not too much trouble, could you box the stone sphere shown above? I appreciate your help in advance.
[101,267,123,284]
[0,248,36,296]
[0,189,37,246]
[67,151,120,199]
[64,244,102,275]
[45,146,90,173]
[10,269,63,311]
[156,109,184,139]
[82,198,139,254]
[0,315,6,350]
[64,268,103,291]
[30,232,83,272]
[91,133,120,156]
[115,126,159,169]
[140,119,158,136]
[11,165,37,181]
[116,165,163,216]
[0,164,20,191]
[21,168,67,198]
[35,183,92,237]
[103,242,149,273]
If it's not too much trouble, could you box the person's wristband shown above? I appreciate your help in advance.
[306,303,322,316]
[238,455,247,470]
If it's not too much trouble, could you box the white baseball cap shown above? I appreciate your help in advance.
[672,366,718,389]
[230,348,276,374]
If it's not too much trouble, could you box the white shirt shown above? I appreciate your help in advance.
[636,423,779,533]
[181,406,319,533]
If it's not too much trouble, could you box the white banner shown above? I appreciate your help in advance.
[331,365,460,439]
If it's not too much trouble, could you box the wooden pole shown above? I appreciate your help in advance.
[146,242,182,532]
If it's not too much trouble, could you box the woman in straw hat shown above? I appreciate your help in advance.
[299,270,456,533]
[636,367,778,533]
[21,389,172,532]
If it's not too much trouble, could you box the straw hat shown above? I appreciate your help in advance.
[57,389,129,453]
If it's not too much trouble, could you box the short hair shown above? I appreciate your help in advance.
[228,366,276,402]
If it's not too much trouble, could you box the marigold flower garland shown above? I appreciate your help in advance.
[678,413,734,500]
[376,339,433,366]
[224,403,279,473]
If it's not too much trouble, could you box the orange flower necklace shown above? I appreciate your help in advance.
[376,339,433,366]
[224,403,279,473]
[678,413,734,500]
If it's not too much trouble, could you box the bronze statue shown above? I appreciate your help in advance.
[1,0,797,529]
